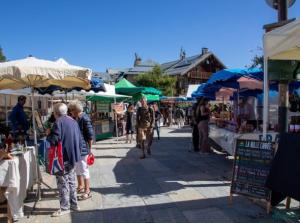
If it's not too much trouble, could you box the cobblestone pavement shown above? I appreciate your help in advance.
[19,126,285,223]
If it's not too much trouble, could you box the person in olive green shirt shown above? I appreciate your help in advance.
[136,97,155,159]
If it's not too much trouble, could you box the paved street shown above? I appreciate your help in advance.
[20,126,282,223]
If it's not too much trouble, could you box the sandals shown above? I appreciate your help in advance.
[77,188,85,194]
[78,191,92,201]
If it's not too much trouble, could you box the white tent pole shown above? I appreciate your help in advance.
[31,88,38,146]
[31,88,42,200]
[263,56,269,138]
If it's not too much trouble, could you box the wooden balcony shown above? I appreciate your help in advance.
[188,71,211,79]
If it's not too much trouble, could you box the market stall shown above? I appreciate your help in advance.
[262,20,300,208]
[51,83,131,140]
[0,147,37,220]
[87,96,129,140]
[192,68,269,155]
[0,56,91,221]
[86,84,131,140]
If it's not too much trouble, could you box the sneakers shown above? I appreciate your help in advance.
[52,206,80,217]
[71,205,81,211]
[51,209,70,217]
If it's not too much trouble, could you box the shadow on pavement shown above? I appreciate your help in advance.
[169,126,193,134]
[68,196,273,223]
[92,134,233,198]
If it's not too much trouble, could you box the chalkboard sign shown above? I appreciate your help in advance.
[230,139,275,201]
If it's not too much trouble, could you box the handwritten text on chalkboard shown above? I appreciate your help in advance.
[231,139,275,200]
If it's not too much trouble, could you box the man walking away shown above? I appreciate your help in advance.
[136,97,155,159]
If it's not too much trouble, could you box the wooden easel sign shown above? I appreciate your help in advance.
[229,139,276,213]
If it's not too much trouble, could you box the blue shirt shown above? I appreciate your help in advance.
[9,103,29,134]
[50,115,82,169]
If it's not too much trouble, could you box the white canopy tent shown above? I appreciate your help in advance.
[263,19,300,136]
[186,84,200,98]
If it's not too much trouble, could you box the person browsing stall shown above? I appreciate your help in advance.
[125,103,135,144]
[239,97,256,122]
[68,100,94,201]
[48,103,82,217]
[9,95,29,137]
[196,97,211,153]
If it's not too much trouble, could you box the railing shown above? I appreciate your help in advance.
[189,71,211,79]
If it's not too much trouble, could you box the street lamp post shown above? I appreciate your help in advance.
[277,0,289,134]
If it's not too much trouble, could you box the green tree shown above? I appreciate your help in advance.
[248,47,263,69]
[250,55,263,69]
[0,46,6,62]
[135,65,176,96]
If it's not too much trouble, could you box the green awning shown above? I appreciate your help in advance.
[115,78,136,88]
[142,87,162,95]
[132,93,160,102]
[115,78,162,98]
[115,87,145,95]
[86,94,131,103]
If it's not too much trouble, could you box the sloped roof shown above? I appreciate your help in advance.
[138,59,158,67]
[161,52,226,76]
[160,60,179,70]
[124,65,154,75]
[92,72,112,82]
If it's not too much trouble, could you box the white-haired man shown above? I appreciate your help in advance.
[48,103,82,217]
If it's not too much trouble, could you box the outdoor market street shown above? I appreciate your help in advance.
[17,126,284,223]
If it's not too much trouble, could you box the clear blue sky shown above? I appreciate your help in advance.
[1,0,300,71]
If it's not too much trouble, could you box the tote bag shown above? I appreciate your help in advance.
[47,141,64,175]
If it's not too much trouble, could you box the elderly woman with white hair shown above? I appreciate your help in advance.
[68,100,94,201]
[48,103,82,217]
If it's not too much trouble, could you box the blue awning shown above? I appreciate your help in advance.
[191,83,218,99]
[207,68,263,85]
[192,68,263,100]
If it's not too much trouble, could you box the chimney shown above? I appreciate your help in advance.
[202,47,208,55]
[134,53,142,67]
[180,47,186,60]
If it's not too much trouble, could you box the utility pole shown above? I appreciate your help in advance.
[278,0,288,21]
[277,0,289,134]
